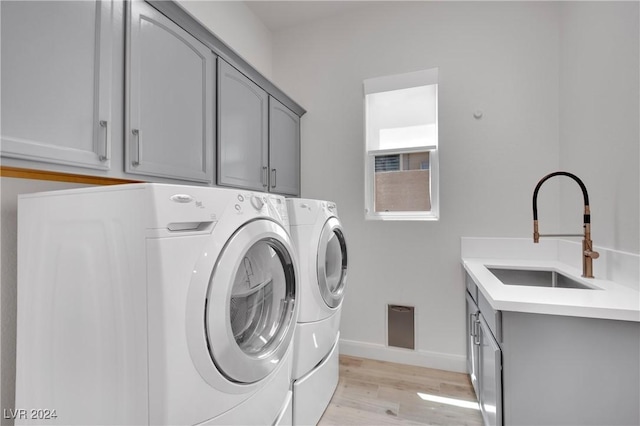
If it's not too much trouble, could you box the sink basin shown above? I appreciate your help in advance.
[487,267,597,290]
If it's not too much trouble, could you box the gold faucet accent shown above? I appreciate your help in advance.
[532,171,599,278]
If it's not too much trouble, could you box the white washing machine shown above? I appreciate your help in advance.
[15,184,299,425]
[286,198,348,425]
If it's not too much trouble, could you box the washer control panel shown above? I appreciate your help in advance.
[251,195,265,211]
[232,192,267,214]
[266,195,289,227]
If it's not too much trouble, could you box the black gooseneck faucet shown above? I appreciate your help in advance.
[532,171,599,278]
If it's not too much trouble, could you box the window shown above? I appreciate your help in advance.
[364,68,439,220]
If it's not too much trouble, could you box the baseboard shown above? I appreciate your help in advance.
[339,338,467,373]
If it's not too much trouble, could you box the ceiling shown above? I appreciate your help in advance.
[244,1,372,31]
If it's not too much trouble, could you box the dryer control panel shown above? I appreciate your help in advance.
[324,202,338,216]
[286,198,339,227]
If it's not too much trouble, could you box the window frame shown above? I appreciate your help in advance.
[363,69,439,221]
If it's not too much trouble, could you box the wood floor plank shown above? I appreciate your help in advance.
[439,381,478,401]
[338,377,380,398]
[320,404,425,426]
[319,355,483,426]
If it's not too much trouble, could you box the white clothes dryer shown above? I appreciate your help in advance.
[285,198,348,425]
[15,184,298,425]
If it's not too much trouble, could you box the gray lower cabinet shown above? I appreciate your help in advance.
[217,59,269,192]
[126,0,215,183]
[465,272,640,426]
[1,0,115,170]
[465,293,479,396]
[269,97,300,196]
[477,315,501,426]
[466,289,502,426]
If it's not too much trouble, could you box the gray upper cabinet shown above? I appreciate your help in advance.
[269,97,300,196]
[217,59,269,192]
[126,0,214,183]
[1,0,114,170]
[1,0,303,187]
[218,59,301,196]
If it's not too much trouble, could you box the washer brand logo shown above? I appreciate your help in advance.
[170,194,193,203]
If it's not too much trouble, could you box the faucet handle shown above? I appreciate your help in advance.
[585,250,600,259]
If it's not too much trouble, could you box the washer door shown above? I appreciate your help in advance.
[206,219,297,384]
[316,217,348,308]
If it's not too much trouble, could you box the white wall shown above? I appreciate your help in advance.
[272,1,562,370]
[177,0,273,78]
[558,2,639,254]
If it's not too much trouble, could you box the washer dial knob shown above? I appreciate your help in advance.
[251,196,265,210]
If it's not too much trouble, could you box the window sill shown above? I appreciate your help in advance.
[365,212,439,222]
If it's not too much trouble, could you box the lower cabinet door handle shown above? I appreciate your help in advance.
[271,168,277,188]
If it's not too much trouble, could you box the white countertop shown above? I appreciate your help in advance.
[461,238,640,323]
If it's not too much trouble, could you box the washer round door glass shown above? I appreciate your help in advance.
[317,217,347,308]
[230,240,288,354]
[205,220,297,384]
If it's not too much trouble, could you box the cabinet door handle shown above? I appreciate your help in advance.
[469,312,477,336]
[271,168,277,188]
[131,129,140,166]
[262,166,268,188]
[473,318,481,346]
[98,120,109,161]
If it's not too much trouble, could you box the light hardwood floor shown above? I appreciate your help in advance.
[318,356,483,425]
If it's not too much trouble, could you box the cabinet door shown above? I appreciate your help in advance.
[218,59,268,191]
[127,1,214,183]
[269,97,300,196]
[478,316,502,426]
[466,292,480,397]
[1,0,113,169]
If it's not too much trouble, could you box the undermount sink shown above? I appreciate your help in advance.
[488,267,598,290]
